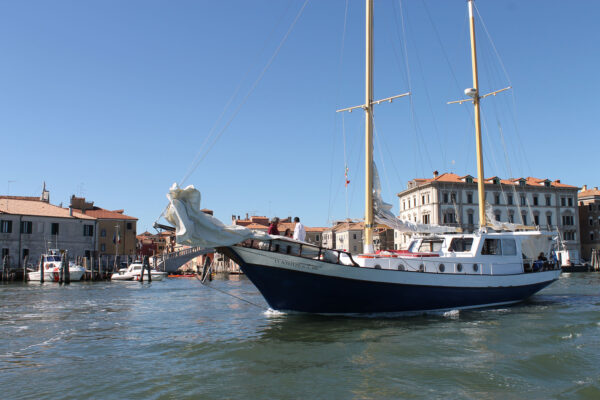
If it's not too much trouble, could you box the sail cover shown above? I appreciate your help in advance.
[373,165,458,234]
[165,184,269,249]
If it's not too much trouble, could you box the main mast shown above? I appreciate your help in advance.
[364,0,374,252]
[468,0,486,227]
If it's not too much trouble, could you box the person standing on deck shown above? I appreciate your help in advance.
[268,217,280,235]
[293,217,306,241]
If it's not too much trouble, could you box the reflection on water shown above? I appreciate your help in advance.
[0,273,599,399]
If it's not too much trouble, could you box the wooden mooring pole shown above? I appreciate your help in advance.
[39,255,44,283]
[64,252,71,284]
[23,255,28,282]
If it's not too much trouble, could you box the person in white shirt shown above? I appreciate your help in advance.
[293,217,306,241]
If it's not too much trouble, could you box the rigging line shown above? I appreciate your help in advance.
[328,0,350,224]
[395,0,446,169]
[473,3,512,87]
[195,275,266,310]
[180,1,296,187]
[179,0,310,187]
[372,115,393,206]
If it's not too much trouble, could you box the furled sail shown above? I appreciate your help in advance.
[165,184,269,249]
[484,202,518,231]
[372,164,458,234]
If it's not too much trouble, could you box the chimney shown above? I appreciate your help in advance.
[246,213,249,220]
[556,180,561,183]
[595,187,598,191]
[582,185,588,191]
[433,170,439,178]
[69,207,73,216]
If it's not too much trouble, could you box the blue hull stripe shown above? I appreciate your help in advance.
[239,262,556,314]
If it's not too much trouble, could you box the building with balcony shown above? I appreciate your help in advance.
[395,172,580,254]
[578,185,600,261]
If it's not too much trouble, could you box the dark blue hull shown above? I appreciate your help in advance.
[237,261,556,314]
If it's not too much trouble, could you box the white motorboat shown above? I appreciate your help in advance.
[110,263,167,281]
[28,250,85,282]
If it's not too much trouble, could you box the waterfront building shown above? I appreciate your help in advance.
[0,193,96,267]
[70,196,137,262]
[305,227,326,247]
[578,185,600,261]
[395,172,580,254]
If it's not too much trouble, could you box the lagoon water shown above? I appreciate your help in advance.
[1,273,599,399]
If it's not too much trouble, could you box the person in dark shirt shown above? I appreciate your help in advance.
[268,217,280,235]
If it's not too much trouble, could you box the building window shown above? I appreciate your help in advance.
[0,220,12,233]
[568,197,573,207]
[101,229,106,237]
[100,244,106,252]
[127,222,132,230]
[522,213,527,225]
[20,221,33,234]
[562,215,574,226]
[547,214,552,226]
[591,232,595,241]
[533,196,538,206]
[495,212,501,221]
[408,199,411,208]
[353,245,357,252]
[590,218,594,226]
[443,193,449,204]
[589,204,594,211]
[467,193,473,204]
[443,212,456,224]
[509,213,515,223]
[1,248,8,259]
[403,201,406,210]
[51,223,59,235]
[561,197,566,207]
[22,248,29,261]
[315,235,320,241]
[520,195,526,206]
[422,214,430,224]
[83,225,94,236]
[546,196,551,206]
[422,195,426,205]
[507,195,513,205]
[450,193,457,203]
[494,194,500,205]
[534,215,540,226]
[467,213,474,225]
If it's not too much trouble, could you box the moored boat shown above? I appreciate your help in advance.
[27,250,85,282]
[110,263,167,281]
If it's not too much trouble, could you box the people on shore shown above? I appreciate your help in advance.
[293,217,306,241]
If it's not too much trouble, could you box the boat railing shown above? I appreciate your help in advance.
[240,239,360,267]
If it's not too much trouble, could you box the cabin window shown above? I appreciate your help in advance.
[481,239,502,255]
[448,238,473,252]
[417,239,443,252]
[501,239,517,255]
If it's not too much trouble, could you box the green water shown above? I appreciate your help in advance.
[1,273,599,399]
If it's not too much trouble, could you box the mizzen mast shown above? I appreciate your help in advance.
[448,0,511,229]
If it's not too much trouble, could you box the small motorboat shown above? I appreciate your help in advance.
[110,263,168,281]
[28,250,86,282]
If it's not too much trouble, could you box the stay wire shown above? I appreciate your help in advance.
[195,275,266,310]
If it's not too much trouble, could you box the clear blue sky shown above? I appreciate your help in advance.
[1,0,599,232]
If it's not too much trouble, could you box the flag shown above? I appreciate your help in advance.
[113,231,121,244]
[345,165,350,187]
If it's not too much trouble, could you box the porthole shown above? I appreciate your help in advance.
[439,263,445,272]
[457,263,463,272]
[419,264,425,272]
[397,263,405,271]
[374,264,382,269]
[473,263,479,272]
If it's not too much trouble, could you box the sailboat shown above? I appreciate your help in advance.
[164,0,561,314]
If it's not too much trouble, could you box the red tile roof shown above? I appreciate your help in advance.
[0,198,95,220]
[407,173,577,189]
[72,207,137,220]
